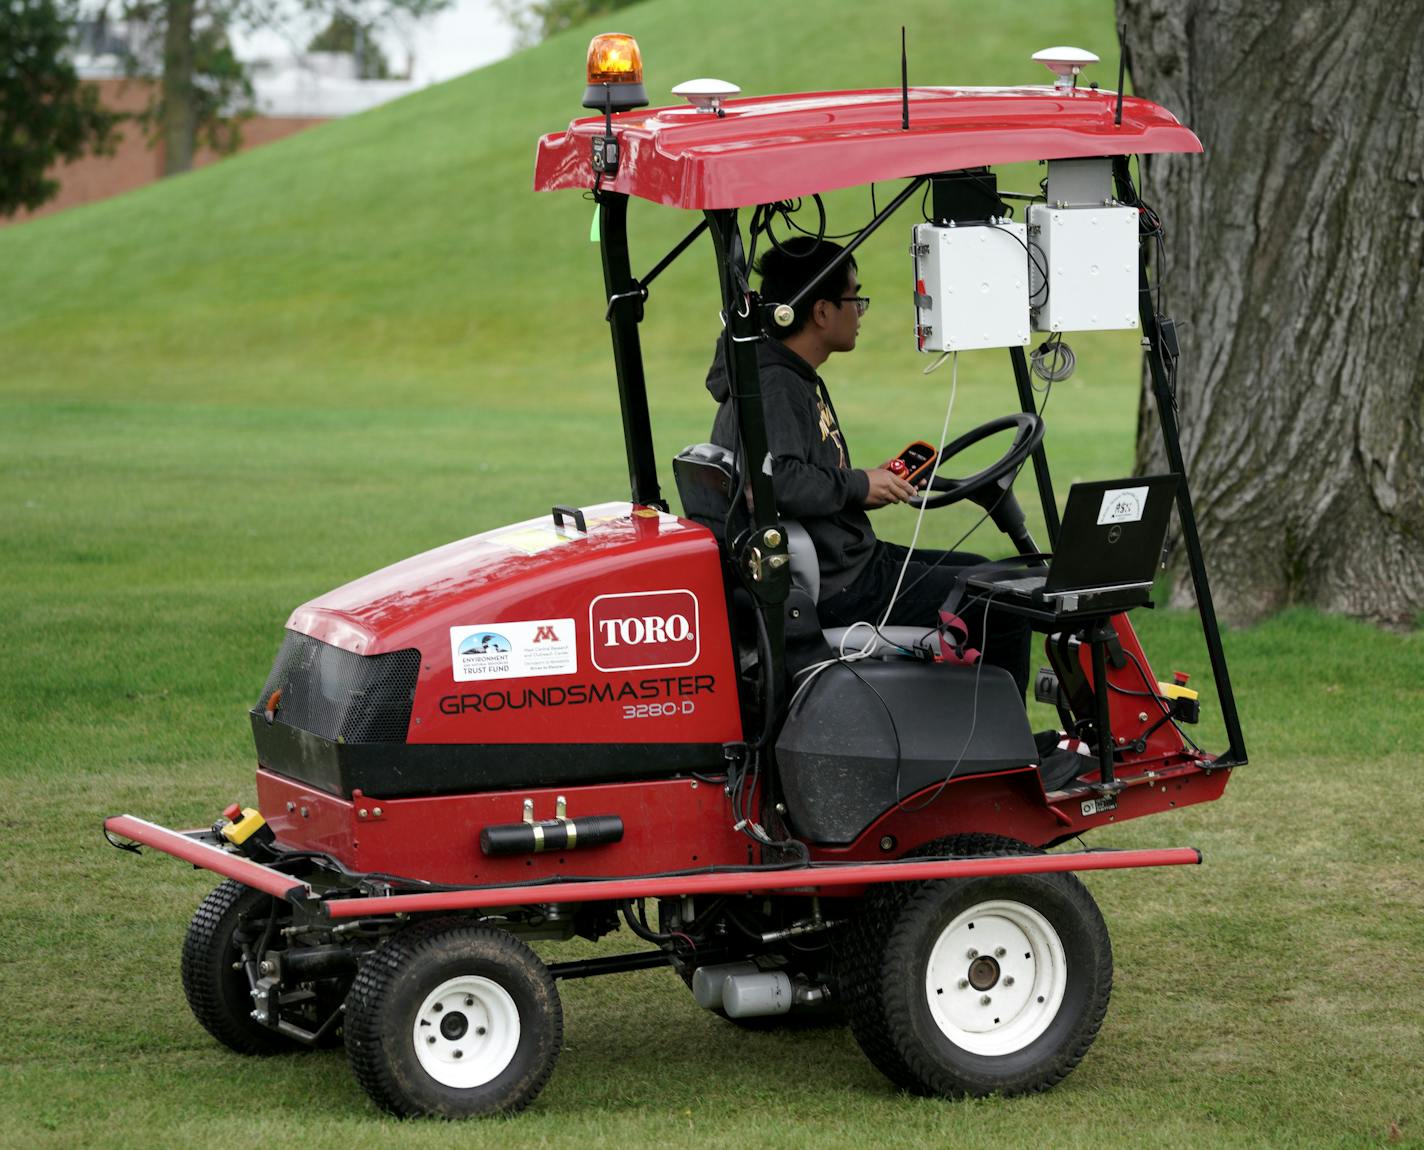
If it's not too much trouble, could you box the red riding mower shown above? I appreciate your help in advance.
[106,35,1245,1119]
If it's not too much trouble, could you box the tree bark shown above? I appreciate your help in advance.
[1121,0,1424,627]
[161,0,196,175]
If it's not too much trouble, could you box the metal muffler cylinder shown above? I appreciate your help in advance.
[691,962,792,1018]
[691,962,757,1009]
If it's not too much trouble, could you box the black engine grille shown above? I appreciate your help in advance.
[257,630,420,744]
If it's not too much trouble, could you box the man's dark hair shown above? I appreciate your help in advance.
[754,237,855,337]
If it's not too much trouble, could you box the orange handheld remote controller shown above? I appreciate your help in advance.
[892,441,937,486]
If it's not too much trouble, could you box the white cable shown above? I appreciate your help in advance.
[879,350,958,629]
[787,625,884,715]
[787,354,960,719]
[836,619,879,658]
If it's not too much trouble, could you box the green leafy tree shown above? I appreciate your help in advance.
[0,0,119,216]
[119,0,449,177]
[120,0,252,174]
[493,0,636,48]
[307,11,390,80]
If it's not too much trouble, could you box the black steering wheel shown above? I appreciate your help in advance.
[908,412,1045,554]
[910,413,1044,509]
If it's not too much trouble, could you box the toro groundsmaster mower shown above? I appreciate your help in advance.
[105,36,1247,1118]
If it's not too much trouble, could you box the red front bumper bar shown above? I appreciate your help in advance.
[105,813,1201,919]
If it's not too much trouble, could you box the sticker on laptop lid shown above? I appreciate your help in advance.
[1097,486,1149,525]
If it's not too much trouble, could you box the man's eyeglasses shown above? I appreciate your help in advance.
[837,296,871,316]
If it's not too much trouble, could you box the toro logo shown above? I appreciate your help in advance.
[589,589,700,672]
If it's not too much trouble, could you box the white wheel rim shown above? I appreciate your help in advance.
[412,975,521,1089]
[924,898,1068,1056]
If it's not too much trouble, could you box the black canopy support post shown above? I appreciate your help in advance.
[640,218,709,291]
[1010,344,1060,548]
[597,190,667,510]
[704,208,789,677]
[1112,156,1247,767]
[784,176,929,312]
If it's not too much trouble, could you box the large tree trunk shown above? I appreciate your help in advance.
[161,0,196,175]
[1121,0,1424,627]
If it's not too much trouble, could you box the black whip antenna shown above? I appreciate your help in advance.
[901,26,910,130]
[1114,22,1127,125]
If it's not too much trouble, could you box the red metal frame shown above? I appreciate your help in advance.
[105,816,308,900]
[324,847,1201,918]
[534,87,1202,209]
[249,749,1226,887]
[829,758,1229,861]
[1075,613,1188,769]
[255,769,751,887]
[103,812,1200,920]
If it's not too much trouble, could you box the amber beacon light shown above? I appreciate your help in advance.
[583,33,648,111]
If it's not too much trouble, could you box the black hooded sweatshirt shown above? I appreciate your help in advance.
[705,337,875,597]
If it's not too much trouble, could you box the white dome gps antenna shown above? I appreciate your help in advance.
[1032,46,1100,92]
[672,78,741,116]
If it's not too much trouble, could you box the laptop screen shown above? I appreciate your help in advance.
[1044,475,1180,593]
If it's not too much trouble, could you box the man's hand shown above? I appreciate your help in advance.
[879,457,930,491]
[862,467,917,508]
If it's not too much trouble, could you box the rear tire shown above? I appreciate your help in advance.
[344,919,562,1118]
[181,879,297,1055]
[846,870,1111,1097]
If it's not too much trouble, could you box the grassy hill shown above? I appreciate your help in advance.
[0,0,1128,420]
[0,0,1420,1145]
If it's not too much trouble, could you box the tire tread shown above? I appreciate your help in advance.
[344,918,562,1118]
[838,834,1111,1097]
[180,879,293,1056]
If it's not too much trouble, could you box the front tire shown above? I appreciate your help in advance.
[846,871,1111,1097]
[181,879,299,1055]
[344,920,562,1118]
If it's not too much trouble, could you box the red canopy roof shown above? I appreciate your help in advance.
[534,86,1201,210]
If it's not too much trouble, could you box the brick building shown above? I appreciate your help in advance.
[6,51,420,227]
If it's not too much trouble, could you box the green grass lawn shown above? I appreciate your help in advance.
[1,0,1421,1144]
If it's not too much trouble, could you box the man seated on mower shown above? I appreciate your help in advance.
[704,237,1031,697]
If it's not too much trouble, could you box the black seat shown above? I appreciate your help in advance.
[672,444,933,658]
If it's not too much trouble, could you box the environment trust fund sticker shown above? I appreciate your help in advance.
[449,619,577,682]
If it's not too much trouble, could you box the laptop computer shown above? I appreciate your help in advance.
[968,475,1180,611]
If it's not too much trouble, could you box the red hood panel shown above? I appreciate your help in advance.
[283,503,744,746]
[289,503,690,654]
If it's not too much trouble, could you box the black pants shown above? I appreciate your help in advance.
[818,541,1032,697]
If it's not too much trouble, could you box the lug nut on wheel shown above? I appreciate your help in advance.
[980,995,992,1005]
[957,979,969,989]
[966,948,978,959]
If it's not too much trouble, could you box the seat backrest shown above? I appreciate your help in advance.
[781,519,820,603]
[672,444,823,602]
[672,443,742,545]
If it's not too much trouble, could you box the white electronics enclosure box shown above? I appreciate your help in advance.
[912,222,1029,353]
[1027,204,1139,332]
